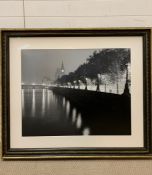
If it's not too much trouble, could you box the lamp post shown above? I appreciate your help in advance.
[116,82,119,94]
[123,63,130,95]
[77,80,80,89]
[85,78,88,90]
[73,81,76,89]
[96,74,101,91]
[69,82,72,88]
[105,84,106,92]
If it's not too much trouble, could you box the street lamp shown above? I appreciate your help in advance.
[96,74,101,91]
[85,78,88,90]
[123,63,130,95]
[73,81,76,89]
[78,80,81,89]
[67,82,70,88]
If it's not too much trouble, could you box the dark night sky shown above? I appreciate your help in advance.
[21,49,99,84]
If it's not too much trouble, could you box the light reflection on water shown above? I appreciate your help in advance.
[22,88,91,135]
[83,128,90,135]
[62,97,66,107]
[63,98,90,134]
[65,100,70,117]
[47,89,51,108]
[31,89,36,117]
[72,108,77,123]
[22,88,131,136]
[42,89,46,116]
[76,113,82,129]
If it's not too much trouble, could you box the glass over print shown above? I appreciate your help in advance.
[22,49,131,136]
[2,29,151,159]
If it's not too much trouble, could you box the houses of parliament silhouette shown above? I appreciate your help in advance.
[55,61,65,80]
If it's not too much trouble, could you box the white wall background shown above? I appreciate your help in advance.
[0,0,152,28]
[0,0,152,175]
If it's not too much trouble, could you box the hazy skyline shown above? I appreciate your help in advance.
[21,49,101,84]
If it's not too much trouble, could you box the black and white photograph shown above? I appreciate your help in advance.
[2,29,151,159]
[21,48,131,136]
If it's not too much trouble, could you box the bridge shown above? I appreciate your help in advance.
[22,84,52,89]
[22,83,129,95]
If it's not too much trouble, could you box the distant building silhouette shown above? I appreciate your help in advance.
[55,61,65,80]
[61,61,65,76]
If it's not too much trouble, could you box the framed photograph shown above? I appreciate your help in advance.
[2,29,151,159]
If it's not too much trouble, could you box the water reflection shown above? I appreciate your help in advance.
[72,108,77,123]
[47,89,51,110]
[22,88,131,136]
[57,96,90,134]
[83,127,90,135]
[42,89,46,116]
[31,89,36,117]
[62,97,66,107]
[76,113,82,129]
[65,100,70,117]
[22,89,92,136]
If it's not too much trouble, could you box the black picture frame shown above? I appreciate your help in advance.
[1,28,151,159]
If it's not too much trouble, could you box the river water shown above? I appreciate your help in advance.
[22,88,91,136]
[22,88,131,136]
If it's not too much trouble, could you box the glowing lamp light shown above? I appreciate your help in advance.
[98,74,101,78]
